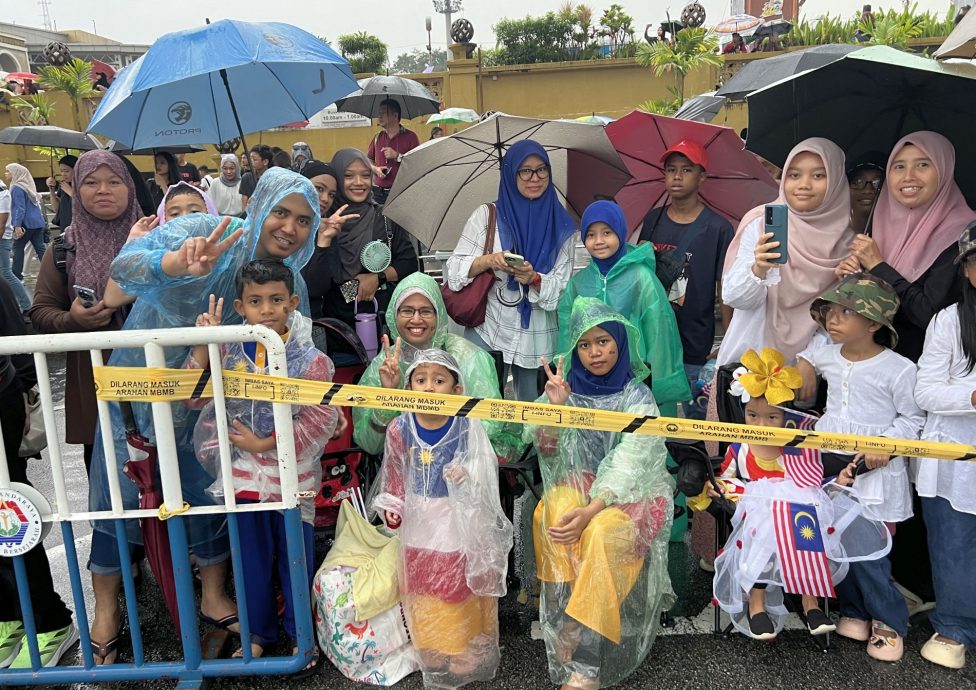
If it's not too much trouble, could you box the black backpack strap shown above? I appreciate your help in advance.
[50,235,74,276]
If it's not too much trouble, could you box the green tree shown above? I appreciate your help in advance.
[599,3,635,55]
[636,27,721,105]
[11,93,56,126]
[558,2,600,60]
[392,49,448,74]
[494,12,580,64]
[337,32,389,74]
[37,58,98,131]
[637,96,681,116]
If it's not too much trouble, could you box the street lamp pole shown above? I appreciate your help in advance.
[433,0,463,47]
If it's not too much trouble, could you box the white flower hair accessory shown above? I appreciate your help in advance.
[729,366,751,403]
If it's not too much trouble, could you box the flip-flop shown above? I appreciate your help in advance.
[90,611,125,665]
[199,613,240,635]
[290,645,320,679]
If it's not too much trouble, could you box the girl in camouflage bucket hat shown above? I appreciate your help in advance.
[911,221,976,670]
[796,272,926,662]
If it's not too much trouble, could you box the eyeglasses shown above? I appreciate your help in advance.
[816,304,857,323]
[516,165,550,182]
[850,178,883,191]
[397,306,436,319]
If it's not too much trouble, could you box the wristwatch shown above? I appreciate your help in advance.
[376,272,388,288]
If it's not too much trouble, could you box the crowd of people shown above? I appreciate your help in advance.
[1,112,975,690]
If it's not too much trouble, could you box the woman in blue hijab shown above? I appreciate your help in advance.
[526,297,674,690]
[558,199,689,416]
[445,139,577,401]
[88,167,321,662]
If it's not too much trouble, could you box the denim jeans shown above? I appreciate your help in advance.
[682,363,706,420]
[464,327,541,402]
[835,556,909,637]
[923,495,976,649]
[0,237,31,311]
[12,226,46,280]
[88,522,229,575]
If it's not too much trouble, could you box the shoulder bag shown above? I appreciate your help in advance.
[441,203,497,328]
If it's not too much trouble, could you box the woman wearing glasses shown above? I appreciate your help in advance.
[353,272,522,462]
[445,140,577,401]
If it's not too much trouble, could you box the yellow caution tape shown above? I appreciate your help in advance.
[157,501,190,521]
[91,365,976,462]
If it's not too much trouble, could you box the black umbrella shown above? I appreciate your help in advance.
[0,125,101,150]
[745,45,976,206]
[753,18,793,39]
[715,43,860,101]
[674,91,725,123]
[334,75,440,119]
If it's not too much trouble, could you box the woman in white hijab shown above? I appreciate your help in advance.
[208,153,242,216]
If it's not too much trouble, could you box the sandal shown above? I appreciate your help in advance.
[199,612,240,636]
[90,611,124,666]
[290,642,320,678]
[232,640,265,660]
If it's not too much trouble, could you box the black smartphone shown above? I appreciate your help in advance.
[764,203,788,265]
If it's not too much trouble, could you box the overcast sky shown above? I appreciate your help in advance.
[7,0,956,59]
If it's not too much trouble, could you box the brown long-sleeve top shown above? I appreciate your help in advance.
[29,250,124,445]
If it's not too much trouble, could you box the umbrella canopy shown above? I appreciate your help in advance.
[754,18,793,38]
[674,91,724,123]
[383,113,632,250]
[3,72,40,81]
[716,43,860,101]
[427,107,480,124]
[935,7,976,59]
[574,114,615,125]
[87,19,358,150]
[105,140,206,155]
[606,111,778,240]
[119,402,180,630]
[714,14,761,34]
[746,45,976,205]
[335,75,439,119]
[0,125,101,150]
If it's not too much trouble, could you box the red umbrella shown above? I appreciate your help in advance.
[4,71,40,81]
[120,402,181,630]
[605,111,778,241]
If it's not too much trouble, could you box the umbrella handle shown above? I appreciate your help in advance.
[862,183,884,238]
[119,400,139,436]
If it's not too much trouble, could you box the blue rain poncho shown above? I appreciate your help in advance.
[89,167,321,545]
[526,298,675,689]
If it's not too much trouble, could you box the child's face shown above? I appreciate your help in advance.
[744,396,786,428]
[256,193,314,260]
[407,363,461,395]
[234,280,299,335]
[784,151,828,213]
[576,326,619,377]
[818,303,880,345]
[584,221,620,260]
[964,253,976,288]
[164,192,207,220]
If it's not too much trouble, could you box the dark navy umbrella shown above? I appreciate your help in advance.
[716,43,860,101]
[87,20,358,151]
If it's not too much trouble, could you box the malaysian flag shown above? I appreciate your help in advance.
[773,500,836,598]
[779,408,824,488]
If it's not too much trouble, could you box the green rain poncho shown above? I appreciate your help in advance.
[557,241,689,415]
[526,298,675,689]
[353,272,522,461]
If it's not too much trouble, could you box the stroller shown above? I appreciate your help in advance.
[311,317,381,531]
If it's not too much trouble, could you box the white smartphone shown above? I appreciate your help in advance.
[73,285,97,308]
[503,252,526,267]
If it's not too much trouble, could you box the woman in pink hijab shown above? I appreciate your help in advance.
[838,131,976,362]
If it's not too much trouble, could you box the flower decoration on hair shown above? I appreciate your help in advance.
[728,366,751,403]
[735,348,803,406]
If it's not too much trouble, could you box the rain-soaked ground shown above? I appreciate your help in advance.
[8,255,976,690]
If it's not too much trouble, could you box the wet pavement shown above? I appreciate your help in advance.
[7,257,976,690]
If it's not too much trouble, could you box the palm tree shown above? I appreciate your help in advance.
[636,27,721,105]
[11,93,56,125]
[38,58,98,131]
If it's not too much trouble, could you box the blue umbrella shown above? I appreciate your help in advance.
[87,19,358,151]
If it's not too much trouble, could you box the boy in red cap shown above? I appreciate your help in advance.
[638,139,733,419]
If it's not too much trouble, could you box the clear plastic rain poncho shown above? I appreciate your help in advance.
[353,272,523,462]
[525,297,675,690]
[713,476,893,637]
[370,349,513,689]
[189,311,338,524]
[89,167,321,545]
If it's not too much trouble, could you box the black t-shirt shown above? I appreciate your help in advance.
[639,204,733,365]
[239,171,257,199]
[178,163,200,184]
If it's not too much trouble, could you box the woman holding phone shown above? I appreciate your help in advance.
[716,138,854,369]
[445,140,577,401]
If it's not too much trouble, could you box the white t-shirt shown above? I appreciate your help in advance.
[0,188,12,240]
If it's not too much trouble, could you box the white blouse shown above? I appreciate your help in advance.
[913,305,976,516]
[798,343,924,522]
[445,204,575,369]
